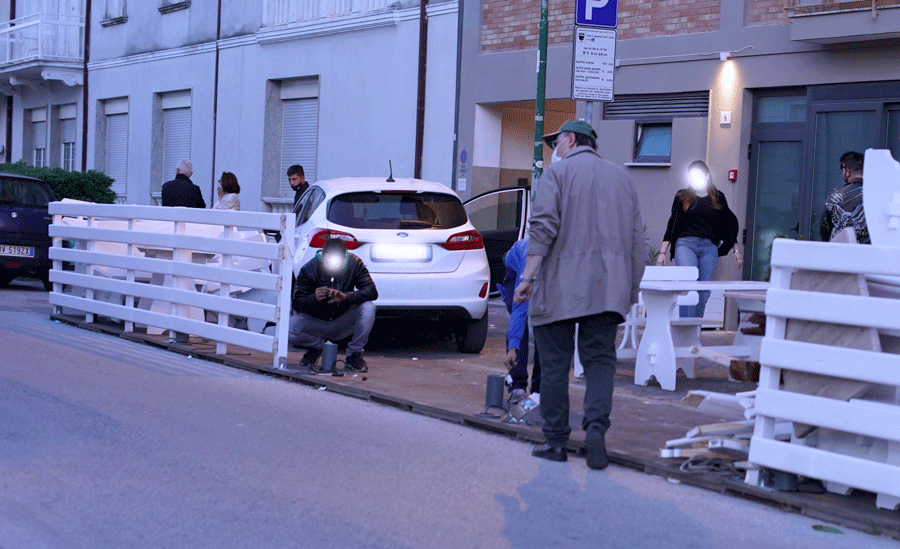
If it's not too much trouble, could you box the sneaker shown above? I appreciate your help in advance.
[301,347,323,372]
[508,388,527,406]
[345,352,368,372]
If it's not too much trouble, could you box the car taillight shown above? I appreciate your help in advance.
[308,228,362,250]
[479,283,488,298]
[438,230,484,251]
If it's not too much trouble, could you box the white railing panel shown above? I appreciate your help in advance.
[764,288,900,332]
[48,203,293,369]
[760,339,900,386]
[749,438,900,500]
[754,389,900,442]
[769,239,900,276]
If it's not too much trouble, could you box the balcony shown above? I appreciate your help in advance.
[787,0,900,43]
[0,12,85,88]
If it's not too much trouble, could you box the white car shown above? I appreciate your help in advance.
[291,177,490,353]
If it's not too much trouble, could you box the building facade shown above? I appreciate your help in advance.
[457,0,900,280]
[0,0,460,213]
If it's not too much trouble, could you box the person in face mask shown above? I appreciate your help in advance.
[656,160,742,317]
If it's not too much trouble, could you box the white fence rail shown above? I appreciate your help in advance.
[746,239,900,510]
[47,202,294,369]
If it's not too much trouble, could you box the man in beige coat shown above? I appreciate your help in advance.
[514,120,644,469]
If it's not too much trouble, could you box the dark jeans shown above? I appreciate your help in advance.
[509,323,541,394]
[533,312,620,447]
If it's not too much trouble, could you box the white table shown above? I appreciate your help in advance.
[635,280,769,391]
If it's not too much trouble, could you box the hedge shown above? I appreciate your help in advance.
[0,161,116,203]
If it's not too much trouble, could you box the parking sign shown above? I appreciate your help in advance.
[575,0,617,28]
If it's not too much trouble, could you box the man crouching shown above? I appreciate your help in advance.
[290,238,378,372]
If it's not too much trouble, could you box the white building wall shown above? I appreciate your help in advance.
[86,0,459,210]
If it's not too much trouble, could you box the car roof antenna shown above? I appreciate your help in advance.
[387,160,395,182]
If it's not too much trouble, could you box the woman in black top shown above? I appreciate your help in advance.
[655,160,743,317]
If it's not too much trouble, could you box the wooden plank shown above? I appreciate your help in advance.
[780,269,877,438]
[770,239,900,277]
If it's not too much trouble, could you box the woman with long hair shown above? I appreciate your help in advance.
[655,160,742,317]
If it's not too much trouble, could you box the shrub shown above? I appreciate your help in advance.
[0,161,116,203]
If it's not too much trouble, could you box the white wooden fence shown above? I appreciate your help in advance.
[746,239,900,510]
[47,202,294,369]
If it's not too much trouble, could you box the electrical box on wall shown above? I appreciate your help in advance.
[720,111,732,125]
[728,169,738,181]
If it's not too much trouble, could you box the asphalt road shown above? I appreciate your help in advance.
[0,280,893,548]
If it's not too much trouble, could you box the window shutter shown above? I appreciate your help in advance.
[280,98,318,197]
[162,107,191,182]
[61,118,76,144]
[106,113,128,196]
[33,121,47,149]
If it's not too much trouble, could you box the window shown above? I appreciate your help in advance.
[159,0,190,14]
[279,78,319,197]
[158,91,191,183]
[59,104,77,171]
[634,123,672,163]
[101,0,127,25]
[97,97,129,198]
[328,192,468,230]
[31,109,48,168]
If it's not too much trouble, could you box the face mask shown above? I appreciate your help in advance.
[551,145,564,164]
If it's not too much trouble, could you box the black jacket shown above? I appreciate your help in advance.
[662,190,738,259]
[292,253,378,321]
[162,174,206,208]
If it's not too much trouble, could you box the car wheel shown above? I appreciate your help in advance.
[456,312,488,354]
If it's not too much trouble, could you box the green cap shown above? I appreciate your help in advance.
[542,119,598,148]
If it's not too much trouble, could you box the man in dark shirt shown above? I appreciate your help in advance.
[161,160,206,208]
[288,164,309,214]
[289,238,378,372]
[820,151,869,244]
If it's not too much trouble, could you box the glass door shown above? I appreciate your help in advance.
[748,141,803,281]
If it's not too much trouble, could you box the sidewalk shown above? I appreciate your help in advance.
[52,298,900,540]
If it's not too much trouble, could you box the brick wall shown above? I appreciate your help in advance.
[481,0,723,53]
[746,0,787,26]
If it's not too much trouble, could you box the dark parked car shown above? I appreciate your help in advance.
[464,186,530,293]
[0,173,56,290]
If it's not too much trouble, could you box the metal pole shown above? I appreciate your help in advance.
[584,101,593,125]
[531,0,549,184]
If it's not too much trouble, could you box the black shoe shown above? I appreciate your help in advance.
[345,352,368,372]
[301,348,323,372]
[585,431,609,470]
[532,443,567,462]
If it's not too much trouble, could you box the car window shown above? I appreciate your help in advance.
[328,192,467,230]
[464,188,527,233]
[296,187,325,226]
[0,178,53,207]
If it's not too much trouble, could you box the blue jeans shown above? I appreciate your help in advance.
[674,236,718,318]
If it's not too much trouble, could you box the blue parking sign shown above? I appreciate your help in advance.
[575,0,617,28]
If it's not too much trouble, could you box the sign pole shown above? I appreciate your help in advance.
[531,0,549,184]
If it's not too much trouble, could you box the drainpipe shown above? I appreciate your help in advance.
[531,0,548,184]
[413,0,428,179]
[81,0,91,171]
[450,0,463,191]
[210,0,222,201]
[6,0,15,162]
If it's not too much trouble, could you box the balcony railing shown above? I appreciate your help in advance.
[786,0,900,17]
[0,12,84,67]
[264,0,395,26]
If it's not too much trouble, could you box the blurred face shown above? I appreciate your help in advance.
[688,167,708,192]
[289,174,305,191]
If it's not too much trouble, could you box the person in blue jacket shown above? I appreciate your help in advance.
[498,237,541,407]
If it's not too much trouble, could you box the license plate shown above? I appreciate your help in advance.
[370,243,432,262]
[0,244,34,257]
